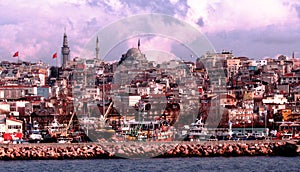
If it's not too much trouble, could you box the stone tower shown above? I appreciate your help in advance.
[95,36,100,59]
[61,31,70,68]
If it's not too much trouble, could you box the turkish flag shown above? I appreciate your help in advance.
[52,52,57,59]
[13,51,19,57]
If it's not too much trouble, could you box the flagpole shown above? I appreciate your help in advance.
[53,52,58,67]
[13,51,19,62]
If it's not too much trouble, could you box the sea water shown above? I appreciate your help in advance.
[0,157,299,172]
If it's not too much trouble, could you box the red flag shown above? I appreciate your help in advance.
[52,52,57,59]
[13,51,19,57]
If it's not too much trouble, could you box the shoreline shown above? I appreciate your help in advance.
[0,140,299,160]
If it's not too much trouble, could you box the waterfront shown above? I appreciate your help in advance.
[0,140,299,160]
[0,157,299,172]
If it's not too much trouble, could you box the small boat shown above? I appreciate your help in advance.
[120,119,174,141]
[188,119,210,141]
[45,117,66,137]
[28,130,43,143]
[57,136,73,143]
[88,126,116,141]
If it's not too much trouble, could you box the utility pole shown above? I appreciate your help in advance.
[102,74,105,118]
[265,111,267,135]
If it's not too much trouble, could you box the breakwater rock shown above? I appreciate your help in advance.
[0,140,299,160]
[158,140,300,158]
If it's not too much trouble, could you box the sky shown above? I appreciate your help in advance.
[0,0,299,65]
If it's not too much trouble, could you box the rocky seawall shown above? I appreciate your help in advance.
[0,140,299,160]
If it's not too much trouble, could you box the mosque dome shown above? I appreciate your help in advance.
[118,39,144,65]
[126,48,141,57]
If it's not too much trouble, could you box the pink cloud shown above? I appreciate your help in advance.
[184,0,300,33]
[0,0,299,63]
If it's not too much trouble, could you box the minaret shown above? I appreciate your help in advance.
[292,51,295,59]
[95,36,100,59]
[61,30,70,68]
[138,38,141,51]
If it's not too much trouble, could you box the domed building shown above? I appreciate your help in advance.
[114,39,155,89]
[125,47,141,57]
[118,39,148,66]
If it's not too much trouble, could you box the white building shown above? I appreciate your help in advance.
[0,115,23,134]
[262,94,288,104]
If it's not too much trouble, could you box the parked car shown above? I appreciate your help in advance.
[252,132,265,140]
[282,133,292,140]
[235,132,247,140]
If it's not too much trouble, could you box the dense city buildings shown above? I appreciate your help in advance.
[0,33,299,143]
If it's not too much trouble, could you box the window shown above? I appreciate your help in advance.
[8,125,21,129]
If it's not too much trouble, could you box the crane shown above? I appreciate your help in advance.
[103,101,114,123]
[97,101,114,129]
[60,111,76,137]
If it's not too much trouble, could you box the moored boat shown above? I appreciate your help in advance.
[57,136,73,143]
[119,119,174,141]
[188,119,211,141]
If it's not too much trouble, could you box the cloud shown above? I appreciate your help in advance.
[169,0,179,5]
[296,5,300,18]
[0,0,137,64]
[184,0,300,33]
[133,36,174,59]
[206,26,300,59]
[196,18,204,27]
[0,0,299,64]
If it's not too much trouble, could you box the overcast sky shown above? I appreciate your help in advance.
[0,0,299,65]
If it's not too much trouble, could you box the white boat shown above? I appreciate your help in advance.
[57,136,73,143]
[188,118,210,141]
[44,117,66,137]
[28,130,43,142]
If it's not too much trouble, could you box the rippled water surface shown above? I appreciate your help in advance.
[0,157,299,172]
